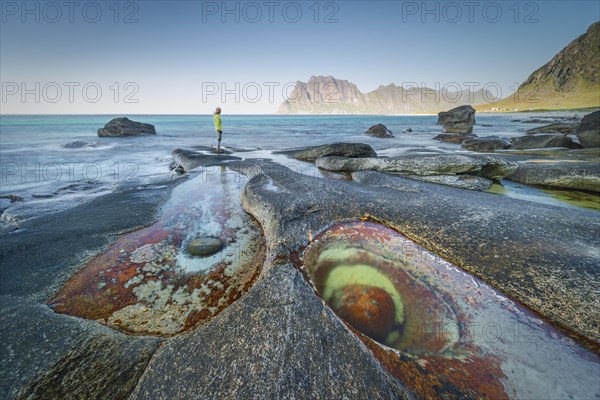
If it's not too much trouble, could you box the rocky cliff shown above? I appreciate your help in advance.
[277,75,492,114]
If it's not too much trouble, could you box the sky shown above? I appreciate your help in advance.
[1,0,599,114]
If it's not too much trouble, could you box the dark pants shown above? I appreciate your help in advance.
[216,130,222,152]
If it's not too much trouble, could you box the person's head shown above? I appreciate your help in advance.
[215,107,221,114]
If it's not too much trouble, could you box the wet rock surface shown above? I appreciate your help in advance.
[507,160,600,192]
[278,142,377,161]
[511,134,581,150]
[227,161,599,346]
[526,122,579,134]
[1,296,160,400]
[406,174,493,191]
[315,154,517,182]
[131,263,411,399]
[50,171,265,336]
[462,136,511,152]
[2,148,598,399]
[0,182,173,399]
[433,132,477,143]
[171,148,242,172]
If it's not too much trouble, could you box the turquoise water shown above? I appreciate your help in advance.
[0,112,593,215]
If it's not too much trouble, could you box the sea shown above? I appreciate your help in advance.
[0,112,597,221]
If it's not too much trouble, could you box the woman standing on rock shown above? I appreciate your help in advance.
[214,107,223,153]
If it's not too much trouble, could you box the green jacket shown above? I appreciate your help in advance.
[214,113,222,131]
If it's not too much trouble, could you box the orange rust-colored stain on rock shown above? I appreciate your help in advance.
[50,221,174,321]
[331,285,396,343]
[360,333,509,399]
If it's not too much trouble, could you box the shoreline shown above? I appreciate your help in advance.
[1,120,599,399]
[2,107,599,117]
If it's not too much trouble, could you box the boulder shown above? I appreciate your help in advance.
[507,161,600,192]
[462,137,510,152]
[437,105,476,134]
[576,111,600,148]
[433,133,477,143]
[526,122,578,135]
[187,237,223,256]
[284,143,377,162]
[98,117,156,137]
[510,134,580,150]
[364,124,394,138]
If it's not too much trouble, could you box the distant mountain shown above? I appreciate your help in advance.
[277,76,493,114]
[480,21,600,111]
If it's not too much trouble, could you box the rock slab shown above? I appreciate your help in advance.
[284,142,377,161]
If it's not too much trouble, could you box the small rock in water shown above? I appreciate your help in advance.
[64,140,94,148]
[0,194,25,203]
[365,124,394,138]
[187,237,223,257]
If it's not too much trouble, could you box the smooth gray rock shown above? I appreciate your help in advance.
[576,111,600,148]
[507,161,600,192]
[315,154,482,175]
[226,161,599,348]
[495,148,600,157]
[97,117,156,137]
[130,264,410,400]
[315,154,516,181]
[511,134,580,150]
[437,105,476,134]
[0,296,160,400]
[365,124,394,138]
[405,174,493,191]
[526,122,579,135]
[462,137,511,152]
[467,155,519,180]
[187,237,223,256]
[0,183,174,298]
[171,148,241,172]
[281,142,377,161]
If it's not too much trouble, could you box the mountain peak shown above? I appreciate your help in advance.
[480,21,600,111]
[277,76,490,114]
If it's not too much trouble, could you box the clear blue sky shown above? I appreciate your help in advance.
[1,0,598,114]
